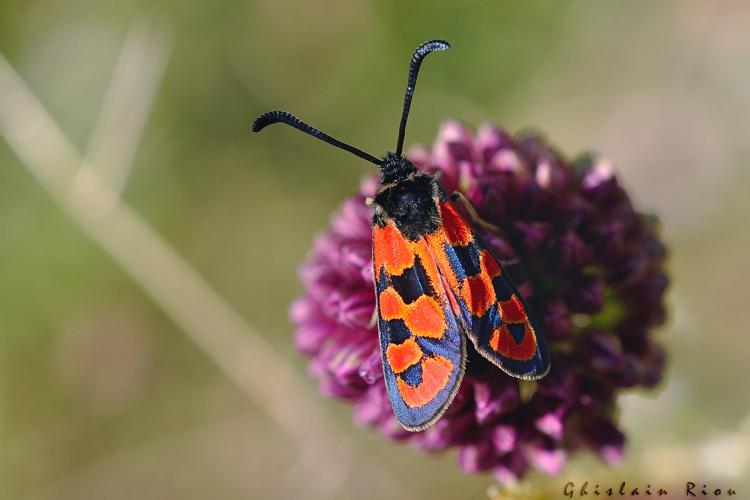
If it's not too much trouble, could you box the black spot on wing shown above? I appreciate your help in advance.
[400,361,423,387]
[452,243,481,276]
[391,254,435,304]
[383,318,411,345]
[375,264,390,293]
[492,275,515,302]
[507,323,527,344]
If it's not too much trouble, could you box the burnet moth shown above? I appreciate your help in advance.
[253,40,549,431]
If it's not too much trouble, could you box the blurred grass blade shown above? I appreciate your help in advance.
[75,19,171,203]
[0,52,411,500]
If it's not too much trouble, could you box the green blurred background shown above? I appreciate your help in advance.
[1,1,749,499]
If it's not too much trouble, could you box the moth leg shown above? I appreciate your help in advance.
[449,191,519,266]
[499,256,520,266]
[449,191,501,233]
[367,306,378,329]
[518,380,538,402]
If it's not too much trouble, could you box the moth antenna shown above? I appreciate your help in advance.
[395,39,451,156]
[252,110,382,166]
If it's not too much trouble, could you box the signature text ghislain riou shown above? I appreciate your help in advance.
[564,481,737,497]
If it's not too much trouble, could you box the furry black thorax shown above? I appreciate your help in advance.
[372,153,444,241]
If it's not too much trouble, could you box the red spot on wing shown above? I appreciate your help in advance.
[480,249,502,278]
[397,355,453,408]
[439,202,473,246]
[405,296,445,338]
[499,295,528,323]
[373,222,415,278]
[489,323,537,361]
[379,287,406,320]
[386,338,423,373]
[463,274,496,316]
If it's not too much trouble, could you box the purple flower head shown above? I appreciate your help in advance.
[290,121,669,482]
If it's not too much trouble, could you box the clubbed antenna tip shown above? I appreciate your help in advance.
[252,113,274,133]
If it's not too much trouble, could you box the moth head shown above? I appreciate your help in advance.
[380,152,419,184]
